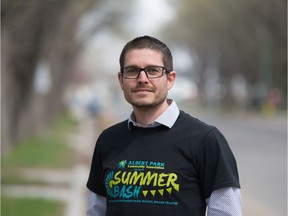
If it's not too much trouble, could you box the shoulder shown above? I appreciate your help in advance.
[97,120,129,140]
[174,111,230,148]
[103,119,128,132]
[175,110,215,133]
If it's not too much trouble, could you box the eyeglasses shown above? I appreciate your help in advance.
[121,66,167,79]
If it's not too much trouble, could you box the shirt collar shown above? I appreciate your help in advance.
[128,99,180,130]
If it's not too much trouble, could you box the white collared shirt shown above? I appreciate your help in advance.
[128,99,179,129]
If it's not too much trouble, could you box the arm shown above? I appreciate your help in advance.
[206,187,242,216]
[86,190,107,216]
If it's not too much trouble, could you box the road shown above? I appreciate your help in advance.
[189,109,287,216]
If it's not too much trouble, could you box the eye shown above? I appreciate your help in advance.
[125,67,139,74]
[146,66,160,74]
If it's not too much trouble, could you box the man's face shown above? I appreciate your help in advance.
[118,48,176,110]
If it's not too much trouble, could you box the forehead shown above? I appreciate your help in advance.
[124,49,164,66]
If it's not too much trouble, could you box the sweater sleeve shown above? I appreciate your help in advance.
[86,134,107,197]
[197,127,240,199]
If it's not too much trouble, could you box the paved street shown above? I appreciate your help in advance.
[190,110,287,216]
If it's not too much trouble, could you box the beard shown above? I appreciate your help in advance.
[124,90,168,111]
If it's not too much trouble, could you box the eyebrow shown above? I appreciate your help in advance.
[123,65,162,68]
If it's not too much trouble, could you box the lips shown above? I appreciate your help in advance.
[133,88,154,93]
[134,88,152,92]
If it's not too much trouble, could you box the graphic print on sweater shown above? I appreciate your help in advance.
[105,159,180,206]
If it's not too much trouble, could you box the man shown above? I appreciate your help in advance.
[86,36,242,216]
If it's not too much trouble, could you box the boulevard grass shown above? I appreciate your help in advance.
[2,113,78,170]
[1,113,78,215]
[1,197,64,216]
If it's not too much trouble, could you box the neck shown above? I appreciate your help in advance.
[132,100,169,126]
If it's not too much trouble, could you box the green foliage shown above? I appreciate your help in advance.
[168,0,286,109]
[1,197,64,216]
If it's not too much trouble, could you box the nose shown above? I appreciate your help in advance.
[137,70,149,83]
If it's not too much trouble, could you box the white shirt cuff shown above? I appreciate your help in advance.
[86,190,107,216]
[206,187,242,216]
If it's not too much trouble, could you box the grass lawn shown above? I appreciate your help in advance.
[1,113,79,215]
[2,113,78,169]
[1,197,64,216]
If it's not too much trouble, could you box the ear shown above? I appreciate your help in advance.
[118,72,124,90]
[167,71,176,90]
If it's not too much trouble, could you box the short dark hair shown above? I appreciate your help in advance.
[119,36,173,72]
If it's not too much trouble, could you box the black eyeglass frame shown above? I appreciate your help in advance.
[120,66,169,79]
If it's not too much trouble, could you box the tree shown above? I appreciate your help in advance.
[1,0,95,154]
[165,0,286,110]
